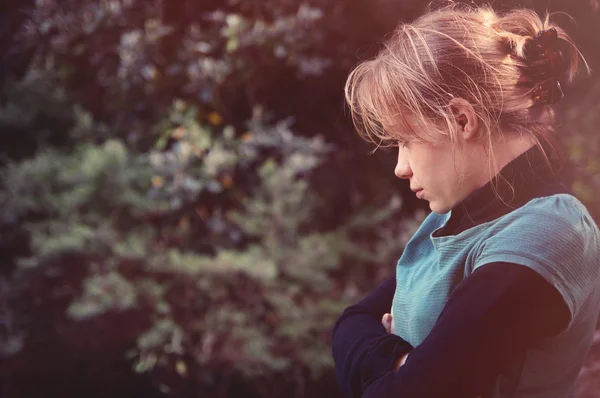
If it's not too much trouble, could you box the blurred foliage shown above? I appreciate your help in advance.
[0,0,599,397]
[10,0,350,149]
[562,80,600,217]
[0,96,418,394]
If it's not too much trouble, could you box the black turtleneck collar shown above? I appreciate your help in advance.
[434,145,571,237]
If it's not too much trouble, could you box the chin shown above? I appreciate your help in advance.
[428,201,451,215]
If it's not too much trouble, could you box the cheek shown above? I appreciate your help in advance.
[434,159,461,195]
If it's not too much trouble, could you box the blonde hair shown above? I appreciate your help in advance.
[345,4,588,164]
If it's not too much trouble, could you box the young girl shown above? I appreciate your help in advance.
[332,4,600,398]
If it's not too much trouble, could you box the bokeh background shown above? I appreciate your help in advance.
[1,0,599,397]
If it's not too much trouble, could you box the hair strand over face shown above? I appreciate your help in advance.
[344,3,589,165]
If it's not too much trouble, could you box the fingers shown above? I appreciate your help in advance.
[381,313,393,333]
[392,352,409,371]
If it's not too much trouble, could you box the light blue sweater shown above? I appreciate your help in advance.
[392,194,600,397]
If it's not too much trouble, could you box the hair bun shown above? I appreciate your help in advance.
[522,28,567,105]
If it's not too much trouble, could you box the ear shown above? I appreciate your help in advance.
[449,98,479,140]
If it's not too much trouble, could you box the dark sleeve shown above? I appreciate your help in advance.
[332,276,414,398]
[332,262,570,398]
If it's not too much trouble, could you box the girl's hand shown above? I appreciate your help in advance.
[381,312,395,334]
[382,312,409,370]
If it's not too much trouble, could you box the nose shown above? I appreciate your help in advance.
[394,147,412,179]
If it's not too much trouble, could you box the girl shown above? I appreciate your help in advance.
[332,4,600,398]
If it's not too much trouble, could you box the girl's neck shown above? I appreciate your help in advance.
[477,135,537,189]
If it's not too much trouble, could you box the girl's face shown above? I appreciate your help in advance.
[394,135,485,214]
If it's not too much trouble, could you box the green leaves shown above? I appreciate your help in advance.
[562,80,600,219]
[0,1,430,395]
[0,93,414,394]
[68,271,138,320]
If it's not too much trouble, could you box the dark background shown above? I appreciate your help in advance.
[1,0,599,397]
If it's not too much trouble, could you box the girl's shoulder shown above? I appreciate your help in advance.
[507,193,596,232]
[523,193,589,215]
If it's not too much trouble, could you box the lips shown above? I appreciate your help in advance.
[411,188,424,199]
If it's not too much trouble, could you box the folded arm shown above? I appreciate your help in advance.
[332,262,570,398]
[332,276,413,398]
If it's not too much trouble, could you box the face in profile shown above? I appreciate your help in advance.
[393,118,487,214]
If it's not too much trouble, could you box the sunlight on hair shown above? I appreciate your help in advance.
[345,3,589,165]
